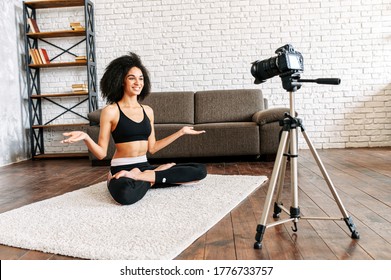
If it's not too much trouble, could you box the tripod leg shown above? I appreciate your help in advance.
[273,139,290,218]
[254,130,290,249]
[301,130,360,239]
[288,127,301,232]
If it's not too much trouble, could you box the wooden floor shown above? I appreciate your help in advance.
[0,147,390,260]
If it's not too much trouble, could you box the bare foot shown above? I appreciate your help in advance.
[127,168,142,179]
[111,168,142,180]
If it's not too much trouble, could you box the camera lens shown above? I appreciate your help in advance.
[251,56,280,84]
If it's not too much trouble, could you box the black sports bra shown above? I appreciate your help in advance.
[111,103,152,144]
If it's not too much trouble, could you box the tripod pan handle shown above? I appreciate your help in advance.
[314,78,341,85]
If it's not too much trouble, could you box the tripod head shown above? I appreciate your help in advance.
[280,71,341,92]
[279,71,341,119]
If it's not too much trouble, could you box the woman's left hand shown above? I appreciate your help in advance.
[181,126,206,135]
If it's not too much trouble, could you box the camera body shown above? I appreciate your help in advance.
[251,44,304,84]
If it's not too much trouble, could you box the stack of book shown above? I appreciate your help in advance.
[29,48,50,65]
[70,22,85,31]
[75,56,87,63]
[27,18,40,33]
[72,84,88,93]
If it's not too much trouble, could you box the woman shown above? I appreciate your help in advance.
[62,52,207,205]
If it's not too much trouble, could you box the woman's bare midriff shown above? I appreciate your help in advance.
[112,140,149,159]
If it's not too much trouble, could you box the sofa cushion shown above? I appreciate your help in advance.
[142,91,194,124]
[149,122,260,159]
[194,89,264,124]
[193,122,260,157]
[259,122,282,157]
[148,124,194,158]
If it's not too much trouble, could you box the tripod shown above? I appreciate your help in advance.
[254,73,360,249]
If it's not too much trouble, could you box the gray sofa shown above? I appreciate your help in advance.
[87,89,289,164]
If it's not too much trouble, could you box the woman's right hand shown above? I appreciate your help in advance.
[61,131,88,144]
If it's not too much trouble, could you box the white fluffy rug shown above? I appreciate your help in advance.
[0,174,267,260]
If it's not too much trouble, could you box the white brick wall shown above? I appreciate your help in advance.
[25,0,391,153]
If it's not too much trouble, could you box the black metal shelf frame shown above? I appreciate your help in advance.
[23,0,98,158]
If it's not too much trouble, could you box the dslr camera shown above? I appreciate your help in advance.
[251,44,304,84]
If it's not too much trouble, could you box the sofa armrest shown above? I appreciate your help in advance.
[263,98,268,109]
[88,109,102,125]
[252,107,291,125]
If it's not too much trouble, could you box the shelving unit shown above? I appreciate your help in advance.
[23,0,98,159]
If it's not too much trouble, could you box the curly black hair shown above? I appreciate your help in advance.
[100,52,151,103]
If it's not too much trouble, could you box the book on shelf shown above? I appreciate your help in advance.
[38,49,50,64]
[28,48,50,65]
[70,22,85,31]
[27,18,40,33]
[28,49,40,64]
[75,56,87,62]
[71,83,88,93]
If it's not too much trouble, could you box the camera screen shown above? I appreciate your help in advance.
[287,54,302,70]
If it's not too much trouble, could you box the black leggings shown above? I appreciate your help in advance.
[108,162,207,205]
